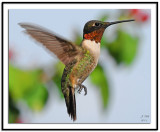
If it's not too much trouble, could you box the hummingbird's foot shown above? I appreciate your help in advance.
[77,84,87,96]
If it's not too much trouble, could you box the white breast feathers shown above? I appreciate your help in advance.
[81,39,100,63]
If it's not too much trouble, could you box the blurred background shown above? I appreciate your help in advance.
[9,9,151,123]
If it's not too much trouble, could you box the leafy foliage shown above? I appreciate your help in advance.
[9,96,19,123]
[99,14,109,22]
[107,30,139,65]
[74,32,83,46]
[90,64,109,108]
[9,64,48,111]
[52,62,65,98]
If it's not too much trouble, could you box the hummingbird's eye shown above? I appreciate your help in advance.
[95,22,100,27]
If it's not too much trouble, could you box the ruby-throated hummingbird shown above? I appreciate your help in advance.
[19,19,134,121]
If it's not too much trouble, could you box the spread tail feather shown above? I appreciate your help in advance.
[64,87,76,121]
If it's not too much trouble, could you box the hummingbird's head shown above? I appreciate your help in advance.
[83,19,134,43]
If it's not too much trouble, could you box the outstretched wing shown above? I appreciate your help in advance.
[19,23,81,65]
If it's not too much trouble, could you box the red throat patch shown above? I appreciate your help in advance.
[84,28,105,43]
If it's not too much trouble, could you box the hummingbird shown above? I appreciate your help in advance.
[19,19,134,121]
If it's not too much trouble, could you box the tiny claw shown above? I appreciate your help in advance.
[77,84,87,95]
[84,87,87,96]
[77,87,82,94]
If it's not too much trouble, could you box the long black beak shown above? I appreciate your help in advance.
[105,19,135,27]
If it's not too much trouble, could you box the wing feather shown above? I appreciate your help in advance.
[19,23,81,65]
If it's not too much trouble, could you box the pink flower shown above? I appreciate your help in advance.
[9,49,13,60]
[129,9,149,22]
[15,118,23,123]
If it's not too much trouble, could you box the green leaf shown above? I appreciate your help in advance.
[23,83,48,111]
[99,14,109,22]
[52,62,65,98]
[9,95,19,123]
[107,30,139,65]
[74,33,83,45]
[90,64,109,108]
[101,36,108,48]
[9,64,48,111]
